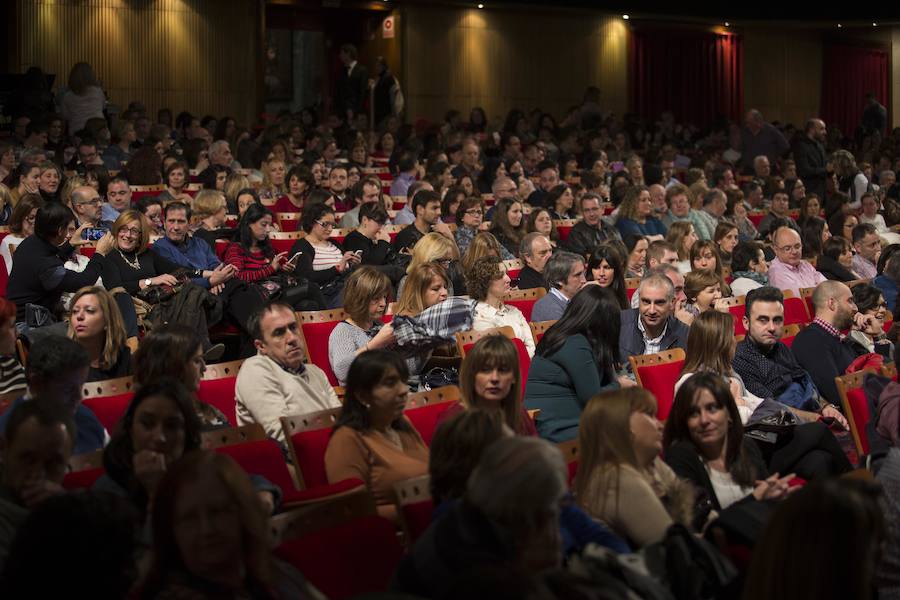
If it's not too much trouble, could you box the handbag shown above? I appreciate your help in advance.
[422,366,459,391]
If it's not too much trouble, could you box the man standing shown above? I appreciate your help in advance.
[516,233,553,290]
[851,223,881,279]
[767,227,826,295]
[619,272,689,365]
[236,302,341,446]
[739,109,789,175]
[335,44,368,122]
[565,194,620,258]
[531,251,586,322]
[793,118,829,201]
[861,92,887,138]
[102,176,132,222]
[792,281,867,406]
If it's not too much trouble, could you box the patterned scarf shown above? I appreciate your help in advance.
[731,270,769,286]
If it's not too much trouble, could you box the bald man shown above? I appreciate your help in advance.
[70,186,114,238]
[766,226,826,295]
[791,280,869,405]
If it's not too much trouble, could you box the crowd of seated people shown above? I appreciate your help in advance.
[4,62,900,597]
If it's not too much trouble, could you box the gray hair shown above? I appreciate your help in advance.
[753,155,769,167]
[492,175,514,195]
[543,251,583,290]
[466,436,566,534]
[881,170,896,185]
[703,188,726,207]
[637,272,674,301]
[519,232,545,258]
[209,140,230,158]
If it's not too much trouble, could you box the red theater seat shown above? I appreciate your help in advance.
[81,376,136,432]
[630,349,686,421]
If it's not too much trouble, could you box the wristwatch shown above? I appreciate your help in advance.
[144,278,152,287]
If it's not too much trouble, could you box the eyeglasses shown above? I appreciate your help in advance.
[119,227,142,237]
[315,220,335,229]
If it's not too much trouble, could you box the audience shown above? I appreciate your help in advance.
[531,251,586,322]
[325,350,428,521]
[586,243,629,309]
[577,387,693,547]
[848,282,894,360]
[713,220,739,269]
[729,240,769,296]
[236,302,340,444]
[683,269,726,317]
[876,245,900,312]
[623,233,649,278]
[489,197,527,259]
[666,220,699,274]
[467,255,536,356]
[525,285,631,442]
[818,236,859,282]
[0,193,42,274]
[291,202,360,308]
[616,186,666,239]
[342,201,393,268]
[0,298,26,405]
[453,196,486,256]
[527,207,561,248]
[565,193,620,258]
[852,222,882,280]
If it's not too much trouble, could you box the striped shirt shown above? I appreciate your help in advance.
[310,242,343,271]
[223,243,276,282]
[0,356,27,398]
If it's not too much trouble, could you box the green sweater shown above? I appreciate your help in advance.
[523,334,619,443]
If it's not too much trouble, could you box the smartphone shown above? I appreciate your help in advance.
[82,227,107,241]
[353,250,363,256]
[286,251,302,266]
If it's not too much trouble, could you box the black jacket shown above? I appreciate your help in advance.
[565,220,621,259]
[792,135,828,202]
[516,265,546,290]
[791,321,863,405]
[815,254,858,282]
[342,230,391,266]
[665,439,767,512]
[618,308,689,367]
[289,237,345,287]
[7,236,106,322]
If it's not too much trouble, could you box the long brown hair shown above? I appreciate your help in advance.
[459,335,523,434]
[666,220,695,261]
[67,286,128,370]
[576,388,656,514]
[681,310,735,376]
[395,263,448,317]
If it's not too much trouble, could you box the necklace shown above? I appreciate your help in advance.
[117,249,141,270]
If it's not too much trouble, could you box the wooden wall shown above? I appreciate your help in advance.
[743,28,823,127]
[402,6,629,125]
[16,0,262,126]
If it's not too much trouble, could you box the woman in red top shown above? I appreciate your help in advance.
[271,165,314,213]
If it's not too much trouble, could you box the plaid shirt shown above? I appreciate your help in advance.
[812,317,845,341]
[391,297,477,356]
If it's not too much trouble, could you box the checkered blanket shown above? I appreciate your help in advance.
[390,297,477,357]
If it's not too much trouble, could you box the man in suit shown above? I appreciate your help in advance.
[531,251,585,322]
[618,272,689,368]
[336,44,368,122]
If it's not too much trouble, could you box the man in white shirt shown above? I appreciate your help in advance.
[236,302,341,446]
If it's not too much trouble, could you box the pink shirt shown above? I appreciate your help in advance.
[767,257,826,295]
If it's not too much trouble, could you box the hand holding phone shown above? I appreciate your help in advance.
[286,251,303,266]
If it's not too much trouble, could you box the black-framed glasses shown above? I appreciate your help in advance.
[315,220,335,229]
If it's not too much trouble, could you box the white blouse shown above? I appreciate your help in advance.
[472,301,536,357]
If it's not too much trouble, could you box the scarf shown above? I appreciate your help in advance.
[731,270,768,286]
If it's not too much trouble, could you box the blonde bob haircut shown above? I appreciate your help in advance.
[395,263,448,317]
[406,232,458,274]
[67,286,128,370]
[191,189,227,222]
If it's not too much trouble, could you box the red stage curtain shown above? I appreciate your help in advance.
[629,30,743,129]
[821,45,888,139]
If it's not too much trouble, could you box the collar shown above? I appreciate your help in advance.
[773,258,805,272]
[637,314,668,343]
[549,288,570,303]
[813,317,845,340]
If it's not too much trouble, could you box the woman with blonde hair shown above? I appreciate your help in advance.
[68,286,132,382]
[394,263,449,317]
[397,232,459,296]
[577,387,694,547]
[0,183,13,225]
[438,334,536,436]
[258,157,287,201]
[223,171,250,213]
[37,160,63,203]
[59,175,87,209]
[461,231,503,274]
[666,220,698,273]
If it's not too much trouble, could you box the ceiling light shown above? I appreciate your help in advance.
[724,22,730,27]
[622,14,630,20]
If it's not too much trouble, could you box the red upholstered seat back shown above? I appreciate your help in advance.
[62,467,104,490]
[0,260,7,296]
[405,401,456,446]
[300,320,342,386]
[781,334,798,348]
[275,515,403,600]
[82,393,133,432]
[505,299,537,322]
[846,387,871,455]
[557,225,574,242]
[399,498,434,544]
[270,238,296,254]
[214,439,297,496]
[197,377,238,426]
[288,428,333,489]
[783,297,811,326]
[635,359,685,421]
[729,305,747,335]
